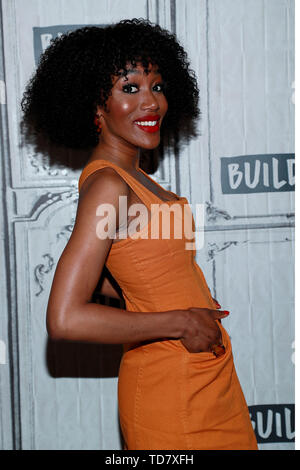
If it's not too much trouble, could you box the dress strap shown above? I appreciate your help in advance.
[78,159,163,209]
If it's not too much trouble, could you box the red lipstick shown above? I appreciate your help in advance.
[134,114,161,133]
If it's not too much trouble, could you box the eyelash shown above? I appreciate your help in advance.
[122,82,165,94]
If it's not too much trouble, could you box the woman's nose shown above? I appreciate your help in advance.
[140,90,160,110]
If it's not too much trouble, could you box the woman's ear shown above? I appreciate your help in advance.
[96,104,103,115]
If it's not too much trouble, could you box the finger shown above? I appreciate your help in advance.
[189,307,227,315]
[210,343,226,357]
[211,309,230,319]
[188,307,229,319]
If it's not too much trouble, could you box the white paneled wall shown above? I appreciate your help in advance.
[0,0,294,450]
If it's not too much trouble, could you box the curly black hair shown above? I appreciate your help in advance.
[21,18,200,157]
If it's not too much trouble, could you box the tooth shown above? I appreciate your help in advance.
[136,121,158,126]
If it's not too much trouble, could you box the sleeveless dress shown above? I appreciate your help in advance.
[78,159,258,450]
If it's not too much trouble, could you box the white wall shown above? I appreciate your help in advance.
[0,0,294,450]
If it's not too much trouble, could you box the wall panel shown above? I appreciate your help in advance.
[0,0,294,449]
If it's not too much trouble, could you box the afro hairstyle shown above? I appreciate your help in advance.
[21,18,201,165]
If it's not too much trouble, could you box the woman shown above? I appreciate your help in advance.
[22,18,257,450]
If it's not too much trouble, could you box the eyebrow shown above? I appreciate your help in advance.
[115,68,161,82]
[123,68,160,76]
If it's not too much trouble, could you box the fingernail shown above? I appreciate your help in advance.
[223,311,230,315]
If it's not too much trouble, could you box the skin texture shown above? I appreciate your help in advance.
[46,62,229,352]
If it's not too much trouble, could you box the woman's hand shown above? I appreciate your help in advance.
[178,307,229,354]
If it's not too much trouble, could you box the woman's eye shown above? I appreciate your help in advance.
[122,84,139,93]
[122,82,165,94]
[153,83,165,92]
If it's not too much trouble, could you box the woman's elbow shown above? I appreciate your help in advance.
[46,310,68,341]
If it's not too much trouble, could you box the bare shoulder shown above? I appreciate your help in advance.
[79,166,131,205]
[74,165,131,239]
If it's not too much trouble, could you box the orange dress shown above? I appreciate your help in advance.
[78,159,258,450]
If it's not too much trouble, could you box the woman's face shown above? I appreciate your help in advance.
[98,62,168,150]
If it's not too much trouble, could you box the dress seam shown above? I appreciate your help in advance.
[133,350,145,449]
[123,241,161,311]
[178,352,193,450]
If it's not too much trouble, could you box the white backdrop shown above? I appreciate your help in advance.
[0,0,295,450]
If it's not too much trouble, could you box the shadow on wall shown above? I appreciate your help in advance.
[46,339,124,378]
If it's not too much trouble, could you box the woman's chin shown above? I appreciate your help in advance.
[138,137,161,150]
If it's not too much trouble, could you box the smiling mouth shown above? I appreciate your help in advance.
[134,119,160,133]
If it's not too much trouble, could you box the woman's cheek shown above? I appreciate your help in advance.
[119,101,131,112]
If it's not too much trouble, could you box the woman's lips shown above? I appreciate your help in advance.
[134,115,161,134]
[134,122,160,133]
